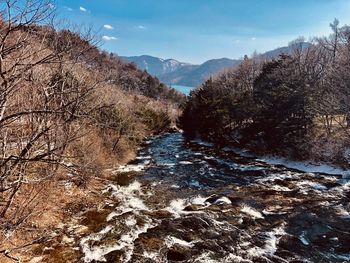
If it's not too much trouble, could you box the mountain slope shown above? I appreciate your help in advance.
[261,42,312,59]
[121,55,189,76]
[122,42,312,87]
[161,58,241,87]
[122,56,241,87]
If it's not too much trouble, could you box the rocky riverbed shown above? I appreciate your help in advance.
[79,132,350,263]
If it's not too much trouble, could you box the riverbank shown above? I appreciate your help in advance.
[0,153,135,262]
[0,129,177,263]
[219,145,350,178]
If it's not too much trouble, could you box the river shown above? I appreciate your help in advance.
[171,85,195,96]
[80,132,350,262]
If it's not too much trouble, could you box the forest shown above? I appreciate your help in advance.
[181,19,350,166]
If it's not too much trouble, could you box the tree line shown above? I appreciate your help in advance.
[181,19,350,163]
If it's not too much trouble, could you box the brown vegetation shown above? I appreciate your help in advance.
[0,1,184,261]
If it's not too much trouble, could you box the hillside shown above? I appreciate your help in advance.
[0,4,184,261]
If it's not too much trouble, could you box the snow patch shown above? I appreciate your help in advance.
[115,164,146,173]
[258,156,349,177]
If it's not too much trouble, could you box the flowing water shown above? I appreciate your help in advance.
[80,132,350,263]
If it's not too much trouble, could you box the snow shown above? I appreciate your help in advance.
[222,144,350,178]
[136,155,151,160]
[258,156,350,177]
[115,164,146,173]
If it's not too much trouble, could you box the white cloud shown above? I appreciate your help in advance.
[64,6,73,11]
[102,36,117,41]
[137,25,146,29]
[104,24,114,30]
[251,37,257,41]
[79,6,87,12]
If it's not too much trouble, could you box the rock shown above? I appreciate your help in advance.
[57,223,65,229]
[183,204,202,211]
[74,225,89,235]
[62,235,74,244]
[167,249,188,261]
[29,256,44,263]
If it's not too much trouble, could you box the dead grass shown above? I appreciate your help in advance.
[0,174,111,262]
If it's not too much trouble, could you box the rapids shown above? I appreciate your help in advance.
[80,132,350,262]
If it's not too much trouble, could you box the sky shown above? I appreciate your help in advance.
[55,0,350,64]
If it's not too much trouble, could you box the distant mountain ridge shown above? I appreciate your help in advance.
[120,55,190,76]
[121,42,312,87]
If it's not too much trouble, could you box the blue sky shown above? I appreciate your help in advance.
[55,0,350,64]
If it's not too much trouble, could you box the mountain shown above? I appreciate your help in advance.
[122,56,241,87]
[160,58,241,87]
[121,42,312,87]
[120,55,190,76]
[261,42,312,59]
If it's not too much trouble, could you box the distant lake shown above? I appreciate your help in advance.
[170,85,195,96]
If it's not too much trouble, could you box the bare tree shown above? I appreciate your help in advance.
[0,0,97,234]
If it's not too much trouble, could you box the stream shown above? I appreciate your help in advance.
[80,132,350,263]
